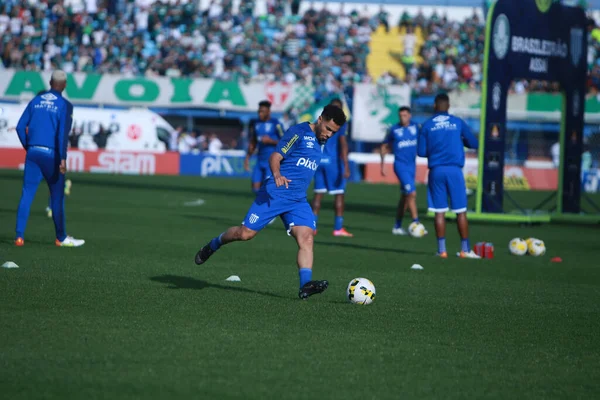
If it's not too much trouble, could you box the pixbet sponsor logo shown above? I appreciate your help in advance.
[397,139,417,149]
[296,157,318,171]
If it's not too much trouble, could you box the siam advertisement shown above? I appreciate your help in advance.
[0,70,314,112]
[0,148,179,175]
[351,83,411,143]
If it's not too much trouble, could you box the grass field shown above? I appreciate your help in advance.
[1,170,599,399]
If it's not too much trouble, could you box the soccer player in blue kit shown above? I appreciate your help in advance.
[417,93,479,258]
[14,70,84,247]
[195,105,347,299]
[379,106,424,236]
[244,100,285,194]
[311,98,353,237]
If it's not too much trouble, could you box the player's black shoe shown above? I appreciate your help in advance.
[194,243,214,265]
[298,280,329,300]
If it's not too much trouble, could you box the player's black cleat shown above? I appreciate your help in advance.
[298,280,329,300]
[194,244,215,265]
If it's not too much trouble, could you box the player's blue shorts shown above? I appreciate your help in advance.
[428,165,467,213]
[242,190,316,235]
[252,162,270,185]
[393,164,416,194]
[314,162,346,195]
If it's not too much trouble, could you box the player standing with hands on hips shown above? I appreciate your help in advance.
[417,93,478,258]
[195,105,347,299]
[14,70,85,247]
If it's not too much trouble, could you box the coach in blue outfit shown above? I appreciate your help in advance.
[14,70,85,247]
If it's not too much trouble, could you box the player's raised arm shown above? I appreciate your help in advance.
[16,102,33,149]
[417,126,428,158]
[460,119,479,150]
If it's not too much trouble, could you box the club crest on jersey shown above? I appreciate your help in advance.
[408,125,417,135]
[264,123,272,132]
[249,213,260,224]
[296,157,318,171]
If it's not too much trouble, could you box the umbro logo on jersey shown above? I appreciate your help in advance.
[394,128,404,137]
[306,141,314,148]
[432,115,450,123]
[296,157,318,171]
[41,93,57,101]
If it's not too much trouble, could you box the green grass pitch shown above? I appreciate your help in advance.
[1,170,599,399]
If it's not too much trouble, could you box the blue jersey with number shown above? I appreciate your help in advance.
[251,117,285,164]
[384,122,418,171]
[264,122,322,200]
[320,122,346,165]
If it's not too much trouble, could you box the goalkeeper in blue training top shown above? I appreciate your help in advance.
[195,105,347,300]
[417,93,479,259]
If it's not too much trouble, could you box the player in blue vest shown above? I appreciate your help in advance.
[417,93,479,258]
[195,105,347,299]
[379,106,425,236]
[244,100,285,194]
[14,70,84,247]
[311,98,353,237]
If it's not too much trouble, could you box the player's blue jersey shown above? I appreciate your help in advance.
[417,112,478,169]
[264,122,322,200]
[251,117,284,164]
[320,122,346,165]
[16,89,70,160]
[384,122,418,171]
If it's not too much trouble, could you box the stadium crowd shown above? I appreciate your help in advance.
[2,0,600,94]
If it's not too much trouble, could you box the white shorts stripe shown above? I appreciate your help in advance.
[428,207,449,213]
[313,189,327,194]
[451,207,467,214]
[328,189,345,195]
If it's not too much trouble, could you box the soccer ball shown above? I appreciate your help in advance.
[527,238,546,256]
[508,238,528,256]
[408,222,426,238]
[347,277,376,305]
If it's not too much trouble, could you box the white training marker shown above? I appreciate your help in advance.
[2,261,19,269]
[411,264,424,270]
[183,199,206,207]
[225,275,241,282]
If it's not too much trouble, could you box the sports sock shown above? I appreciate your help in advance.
[209,233,224,251]
[394,219,402,229]
[412,218,419,223]
[461,238,470,253]
[437,237,446,254]
[334,216,343,231]
[299,268,312,288]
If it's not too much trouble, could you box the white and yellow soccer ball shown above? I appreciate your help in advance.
[527,238,546,256]
[408,221,427,238]
[347,277,376,305]
[508,238,528,256]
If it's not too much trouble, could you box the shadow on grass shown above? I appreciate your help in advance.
[150,274,290,300]
[316,240,432,256]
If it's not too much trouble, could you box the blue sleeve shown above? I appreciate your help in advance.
[417,125,427,157]
[275,121,285,138]
[383,127,392,145]
[16,102,32,148]
[460,119,478,149]
[338,123,347,137]
[57,102,68,160]
[276,128,300,158]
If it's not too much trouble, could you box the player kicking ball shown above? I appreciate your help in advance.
[379,106,424,236]
[195,105,347,299]
[311,99,353,237]
[417,93,479,258]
